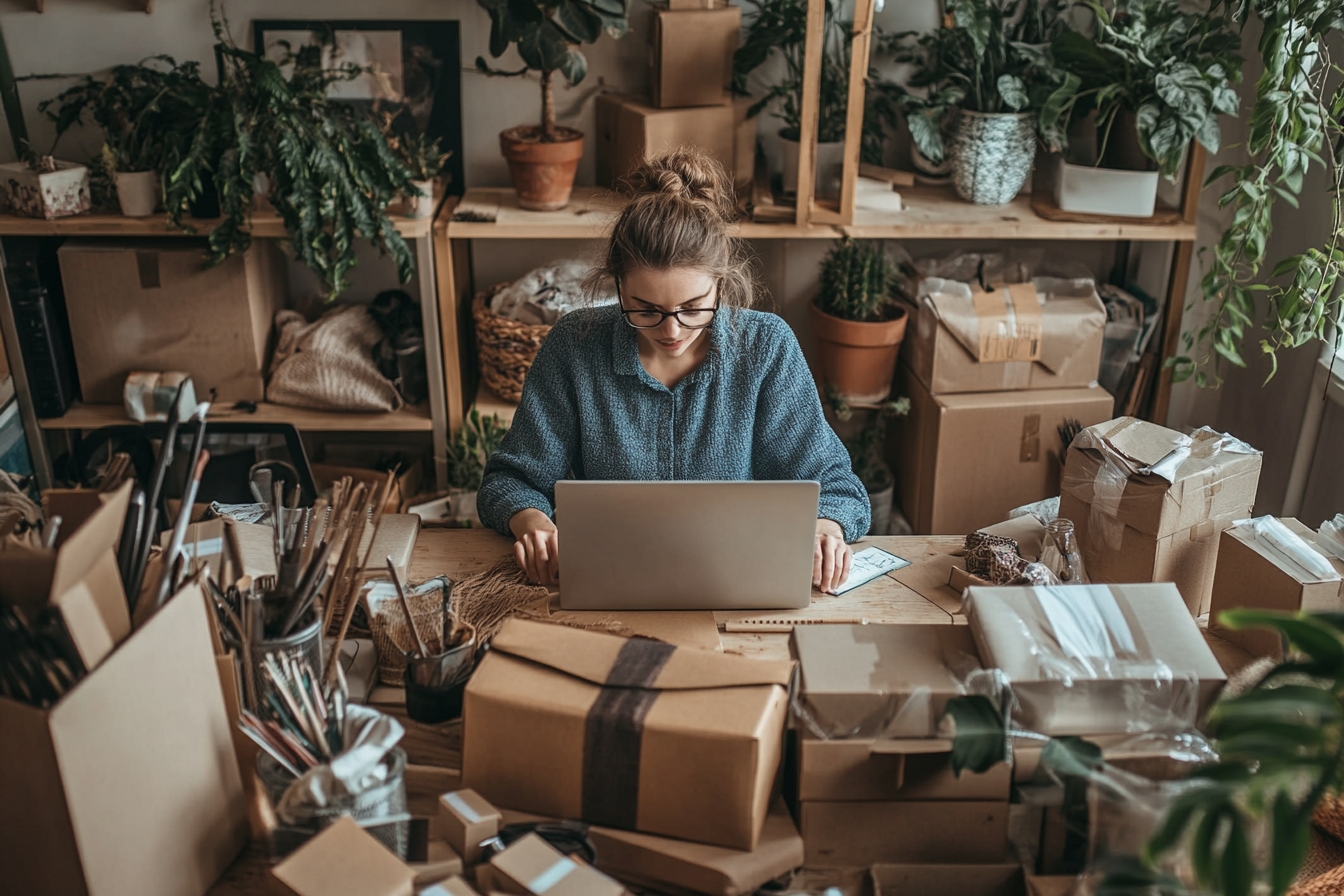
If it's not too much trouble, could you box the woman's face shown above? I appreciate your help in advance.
[618,267,719,360]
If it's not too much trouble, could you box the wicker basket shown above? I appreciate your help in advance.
[473,285,553,403]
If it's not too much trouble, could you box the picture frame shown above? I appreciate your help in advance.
[252,19,465,196]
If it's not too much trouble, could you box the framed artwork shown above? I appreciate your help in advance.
[252,19,465,195]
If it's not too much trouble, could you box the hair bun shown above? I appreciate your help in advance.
[620,148,736,223]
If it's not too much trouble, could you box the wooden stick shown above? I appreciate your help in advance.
[388,556,428,657]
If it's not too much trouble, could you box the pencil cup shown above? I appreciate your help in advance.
[257,745,410,859]
[235,616,323,714]
[403,617,479,724]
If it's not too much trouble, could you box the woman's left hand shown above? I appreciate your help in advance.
[814,519,852,594]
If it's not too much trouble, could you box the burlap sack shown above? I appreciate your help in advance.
[267,306,403,412]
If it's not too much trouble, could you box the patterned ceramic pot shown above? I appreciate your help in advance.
[950,110,1036,205]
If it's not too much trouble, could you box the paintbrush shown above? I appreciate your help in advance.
[388,555,429,658]
[154,445,211,609]
[127,382,189,611]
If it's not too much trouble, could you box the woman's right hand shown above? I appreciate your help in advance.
[509,508,559,586]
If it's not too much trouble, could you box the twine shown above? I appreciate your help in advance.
[449,559,639,641]
[473,286,552,403]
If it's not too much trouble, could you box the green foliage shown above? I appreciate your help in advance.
[816,238,899,322]
[734,0,873,145]
[1041,0,1243,178]
[827,386,909,492]
[945,693,1010,775]
[445,406,511,491]
[391,129,452,181]
[867,0,1071,163]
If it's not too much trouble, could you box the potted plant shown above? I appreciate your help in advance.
[389,129,451,220]
[474,0,629,211]
[0,21,90,219]
[735,0,865,199]
[1039,0,1242,217]
[812,237,908,403]
[829,387,910,536]
[444,406,511,527]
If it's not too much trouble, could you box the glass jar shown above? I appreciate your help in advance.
[1041,519,1089,584]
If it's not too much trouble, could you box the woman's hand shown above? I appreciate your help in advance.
[509,508,560,586]
[814,518,852,594]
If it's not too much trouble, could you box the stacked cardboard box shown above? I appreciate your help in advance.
[790,624,1013,868]
[894,276,1113,535]
[596,2,755,193]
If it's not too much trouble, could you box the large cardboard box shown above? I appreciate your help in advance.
[965,584,1226,736]
[894,365,1115,535]
[800,800,1009,866]
[58,239,287,403]
[903,277,1107,394]
[0,580,249,896]
[796,734,1011,802]
[650,5,739,108]
[871,864,1026,896]
[1209,518,1344,657]
[596,94,756,192]
[791,623,981,738]
[461,619,793,850]
[1060,417,1262,615]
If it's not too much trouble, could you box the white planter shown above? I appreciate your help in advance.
[949,110,1036,206]
[404,179,436,219]
[115,170,160,217]
[449,488,481,527]
[1053,159,1159,218]
[781,133,846,200]
[0,160,91,219]
[868,484,894,537]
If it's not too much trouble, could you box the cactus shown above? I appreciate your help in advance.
[816,237,898,322]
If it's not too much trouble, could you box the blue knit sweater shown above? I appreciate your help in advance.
[477,305,871,542]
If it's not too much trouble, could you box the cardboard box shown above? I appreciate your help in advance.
[461,619,793,850]
[487,832,626,896]
[596,94,755,191]
[424,878,482,896]
[650,6,739,108]
[270,816,415,896]
[313,460,425,514]
[501,799,804,896]
[58,239,287,404]
[2,482,132,671]
[1209,518,1344,657]
[800,800,1009,866]
[796,734,1011,802]
[0,580,249,896]
[1060,417,1261,614]
[408,832,466,888]
[965,584,1226,736]
[439,788,503,865]
[871,864,1025,896]
[1025,876,1077,896]
[894,365,1115,535]
[791,623,981,738]
[903,277,1107,394]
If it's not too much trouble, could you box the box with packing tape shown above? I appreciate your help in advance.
[649,3,739,108]
[481,832,626,896]
[461,619,793,851]
[1210,516,1344,658]
[964,583,1226,737]
[1059,417,1262,615]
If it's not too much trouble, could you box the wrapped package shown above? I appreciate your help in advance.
[964,583,1226,737]
[1320,513,1344,560]
[488,260,616,325]
[1059,417,1262,615]
[461,619,792,851]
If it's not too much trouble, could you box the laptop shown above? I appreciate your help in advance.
[555,480,819,611]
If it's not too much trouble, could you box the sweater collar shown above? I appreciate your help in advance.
[610,308,730,387]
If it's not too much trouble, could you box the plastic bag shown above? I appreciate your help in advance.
[1233,516,1342,581]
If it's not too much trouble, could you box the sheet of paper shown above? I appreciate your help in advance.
[831,546,912,595]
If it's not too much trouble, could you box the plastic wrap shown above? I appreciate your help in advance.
[1232,516,1342,581]
[276,704,405,821]
[1010,496,1060,526]
[489,260,616,324]
[1320,513,1344,561]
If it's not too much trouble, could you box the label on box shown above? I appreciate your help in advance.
[972,282,1042,362]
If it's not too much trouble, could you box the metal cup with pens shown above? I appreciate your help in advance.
[386,558,481,724]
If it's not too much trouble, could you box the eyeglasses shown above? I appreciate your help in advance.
[617,279,720,330]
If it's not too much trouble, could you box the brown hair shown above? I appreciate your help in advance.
[586,148,760,310]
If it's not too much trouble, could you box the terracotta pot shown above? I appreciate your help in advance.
[810,303,909,404]
[499,125,584,211]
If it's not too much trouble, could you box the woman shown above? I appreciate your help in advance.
[477,150,870,593]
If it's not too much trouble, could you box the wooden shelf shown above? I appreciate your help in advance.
[473,382,518,424]
[446,184,1196,242]
[37,401,434,432]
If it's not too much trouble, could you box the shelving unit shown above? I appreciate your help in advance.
[0,196,452,489]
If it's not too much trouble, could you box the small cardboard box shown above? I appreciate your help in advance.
[800,800,1009,866]
[0,580,249,896]
[462,619,793,850]
[903,277,1107,394]
[2,481,133,670]
[425,878,483,896]
[270,815,415,896]
[58,239,287,403]
[649,5,739,108]
[439,788,503,865]
[965,583,1227,736]
[1210,518,1344,657]
[596,94,755,192]
[871,864,1026,896]
[487,832,626,896]
[796,734,1012,802]
[1025,876,1077,896]
[894,365,1115,535]
[791,623,981,738]
[1060,418,1262,615]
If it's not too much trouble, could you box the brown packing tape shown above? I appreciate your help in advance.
[972,282,1042,363]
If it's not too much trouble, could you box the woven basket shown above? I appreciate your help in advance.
[473,285,553,403]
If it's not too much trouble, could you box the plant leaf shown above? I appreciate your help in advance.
[943,694,1006,776]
